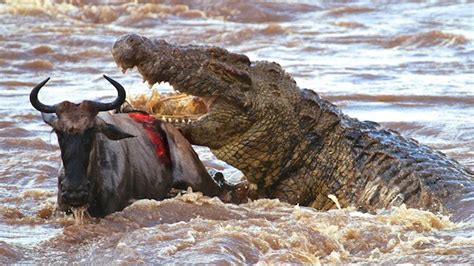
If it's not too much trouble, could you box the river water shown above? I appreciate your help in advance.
[0,0,473,263]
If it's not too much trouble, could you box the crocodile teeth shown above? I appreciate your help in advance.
[158,115,200,125]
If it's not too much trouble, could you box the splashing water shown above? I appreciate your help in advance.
[70,206,88,226]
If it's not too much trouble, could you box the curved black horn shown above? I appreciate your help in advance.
[30,77,57,113]
[94,75,126,112]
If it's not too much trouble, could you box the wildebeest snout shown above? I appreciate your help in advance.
[60,178,90,207]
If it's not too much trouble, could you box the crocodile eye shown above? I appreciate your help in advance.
[269,84,281,97]
[268,68,280,75]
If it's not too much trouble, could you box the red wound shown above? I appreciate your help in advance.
[128,112,170,165]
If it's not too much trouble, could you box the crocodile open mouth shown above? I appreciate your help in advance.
[127,82,215,126]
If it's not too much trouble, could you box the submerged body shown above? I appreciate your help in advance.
[60,111,227,217]
[113,34,474,221]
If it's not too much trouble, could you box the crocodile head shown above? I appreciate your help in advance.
[112,34,304,185]
[113,34,302,144]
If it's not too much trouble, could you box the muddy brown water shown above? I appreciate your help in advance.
[0,0,473,264]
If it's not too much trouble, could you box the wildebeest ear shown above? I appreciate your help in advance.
[96,119,135,140]
[41,112,59,129]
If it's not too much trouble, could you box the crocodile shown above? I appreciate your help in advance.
[112,33,474,221]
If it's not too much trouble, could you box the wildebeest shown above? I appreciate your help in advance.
[30,75,234,217]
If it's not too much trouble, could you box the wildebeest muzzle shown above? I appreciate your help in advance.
[60,177,90,207]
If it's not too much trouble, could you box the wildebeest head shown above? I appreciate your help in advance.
[30,75,134,208]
